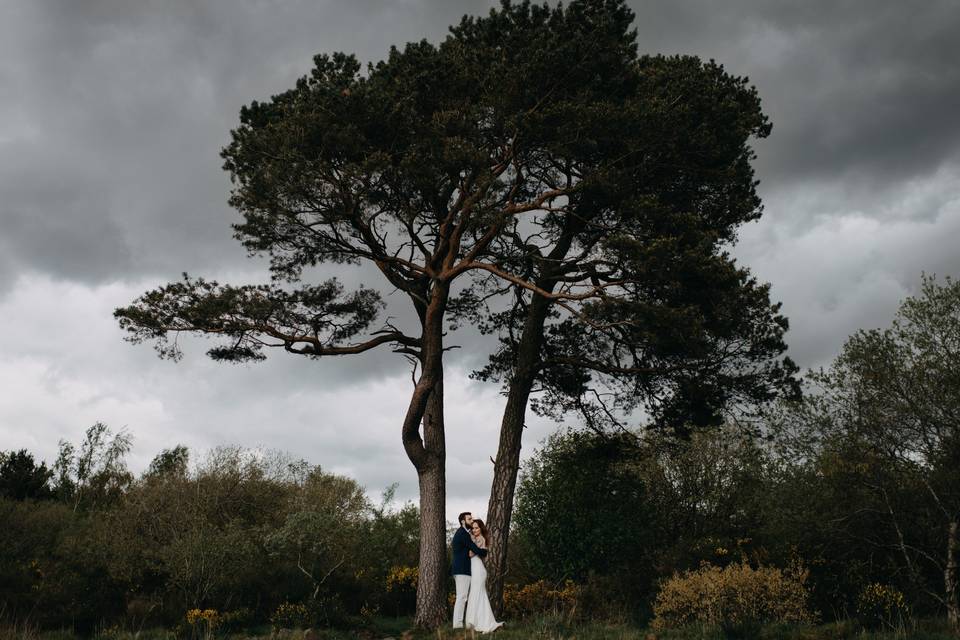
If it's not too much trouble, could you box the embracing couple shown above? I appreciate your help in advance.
[451,512,504,633]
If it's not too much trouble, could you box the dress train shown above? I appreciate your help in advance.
[464,555,504,633]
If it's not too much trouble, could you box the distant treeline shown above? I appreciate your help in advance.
[0,432,419,633]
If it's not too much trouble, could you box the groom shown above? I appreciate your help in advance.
[451,511,487,629]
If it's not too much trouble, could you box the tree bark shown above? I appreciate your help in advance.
[413,384,447,629]
[483,214,581,615]
[404,281,450,630]
[485,291,553,615]
[947,518,959,633]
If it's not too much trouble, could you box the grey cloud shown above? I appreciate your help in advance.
[1,0,506,384]
[628,1,960,189]
[734,163,960,369]
[1,0,499,290]
[5,0,957,296]
[2,162,132,283]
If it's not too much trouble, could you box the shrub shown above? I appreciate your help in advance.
[856,583,909,630]
[577,574,633,623]
[385,565,417,616]
[184,609,219,640]
[502,580,580,619]
[385,565,418,592]
[305,594,347,628]
[652,562,816,636]
[218,608,253,632]
[270,602,309,630]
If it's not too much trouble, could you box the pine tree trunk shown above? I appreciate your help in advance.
[484,377,534,616]
[405,282,450,630]
[483,213,583,615]
[946,519,959,632]
[485,292,552,615]
[413,389,447,629]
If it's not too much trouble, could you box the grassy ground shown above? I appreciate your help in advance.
[3,616,957,640]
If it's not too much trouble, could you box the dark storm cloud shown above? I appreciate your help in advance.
[629,0,960,189]
[617,0,960,371]
[0,0,497,290]
[3,0,956,286]
[0,0,508,384]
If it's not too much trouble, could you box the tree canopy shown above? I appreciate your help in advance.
[0,449,54,501]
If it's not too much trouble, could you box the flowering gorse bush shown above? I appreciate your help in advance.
[385,565,418,592]
[857,583,909,630]
[269,602,309,630]
[385,565,418,616]
[502,580,580,619]
[185,609,220,639]
[652,561,816,634]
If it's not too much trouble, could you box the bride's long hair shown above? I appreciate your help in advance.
[472,518,490,547]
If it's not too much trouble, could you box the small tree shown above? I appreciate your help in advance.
[513,430,652,585]
[145,445,190,479]
[265,467,369,601]
[513,426,773,609]
[114,446,294,613]
[0,449,54,501]
[53,422,132,512]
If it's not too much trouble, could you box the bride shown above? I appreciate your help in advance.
[464,519,504,633]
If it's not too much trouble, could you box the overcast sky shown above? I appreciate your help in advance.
[2,0,959,521]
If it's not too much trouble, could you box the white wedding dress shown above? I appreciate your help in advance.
[464,553,504,633]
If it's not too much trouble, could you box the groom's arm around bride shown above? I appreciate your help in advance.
[452,526,488,576]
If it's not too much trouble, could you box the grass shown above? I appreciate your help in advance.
[1,616,955,640]
[425,617,960,640]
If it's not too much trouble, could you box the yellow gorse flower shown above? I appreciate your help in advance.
[270,601,310,629]
[857,583,909,629]
[501,579,580,619]
[385,565,418,592]
[185,608,220,627]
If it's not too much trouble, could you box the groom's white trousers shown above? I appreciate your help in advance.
[453,574,471,628]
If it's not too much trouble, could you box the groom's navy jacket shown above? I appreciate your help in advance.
[451,525,487,576]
